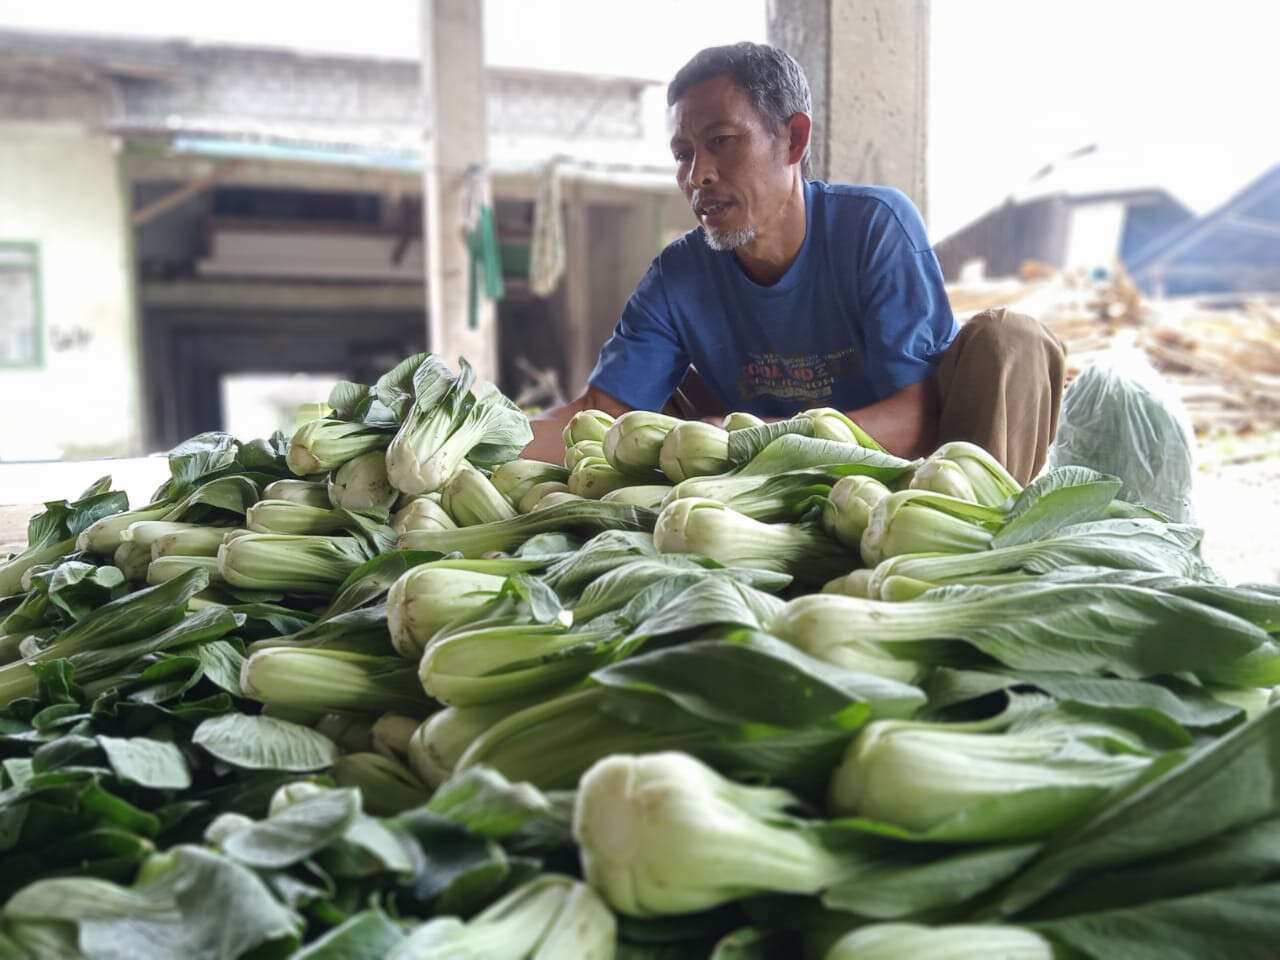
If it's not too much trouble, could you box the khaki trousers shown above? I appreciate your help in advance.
[932,308,1066,484]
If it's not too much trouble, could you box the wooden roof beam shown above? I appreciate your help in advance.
[130,162,241,227]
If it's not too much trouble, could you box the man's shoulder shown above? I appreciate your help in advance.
[810,180,930,252]
[812,179,914,212]
[624,229,713,320]
[650,227,722,287]
[657,227,710,266]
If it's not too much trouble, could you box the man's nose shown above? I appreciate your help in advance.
[688,150,716,187]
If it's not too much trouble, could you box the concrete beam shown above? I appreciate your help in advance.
[140,279,426,311]
[124,150,419,194]
[768,0,929,218]
[421,0,496,379]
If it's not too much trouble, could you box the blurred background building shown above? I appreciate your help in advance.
[0,24,693,458]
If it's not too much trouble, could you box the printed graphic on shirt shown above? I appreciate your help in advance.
[736,345,859,404]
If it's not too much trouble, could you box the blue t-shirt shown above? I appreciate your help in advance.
[588,180,957,416]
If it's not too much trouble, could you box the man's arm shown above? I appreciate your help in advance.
[841,191,956,463]
[521,385,633,464]
[522,254,687,464]
[843,378,938,461]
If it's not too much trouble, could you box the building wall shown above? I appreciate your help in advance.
[933,196,1071,281]
[0,124,138,460]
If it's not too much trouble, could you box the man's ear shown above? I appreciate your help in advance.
[786,112,812,166]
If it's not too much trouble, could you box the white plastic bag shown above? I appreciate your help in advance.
[1048,341,1197,522]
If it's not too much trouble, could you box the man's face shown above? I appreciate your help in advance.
[668,73,794,251]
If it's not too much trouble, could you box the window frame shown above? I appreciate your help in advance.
[0,240,44,370]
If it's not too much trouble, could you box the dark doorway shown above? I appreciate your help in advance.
[141,307,425,449]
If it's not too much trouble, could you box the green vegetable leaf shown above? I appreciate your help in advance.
[1031,881,1280,959]
[595,630,923,728]
[736,434,913,479]
[502,573,566,625]
[544,529,658,594]
[96,736,191,790]
[21,504,73,555]
[514,532,581,558]
[425,765,570,845]
[325,550,445,618]
[3,845,300,960]
[226,602,314,640]
[162,475,260,522]
[165,433,242,497]
[31,661,80,706]
[73,475,114,501]
[466,379,535,467]
[292,909,404,959]
[879,583,1270,680]
[389,808,505,904]
[328,380,373,420]
[193,714,339,771]
[992,705,1280,917]
[70,604,241,692]
[822,842,1042,919]
[376,352,431,421]
[927,668,1243,734]
[628,577,784,641]
[318,813,415,877]
[39,563,126,621]
[582,568,709,626]
[127,656,203,705]
[248,606,391,656]
[23,482,127,549]
[180,640,246,697]
[48,567,208,658]
[65,490,131,538]
[725,418,814,465]
[994,467,1124,548]
[1025,815,1280,920]
[222,787,359,868]
[3,758,33,789]
[709,927,799,960]
[235,431,291,475]
[400,500,658,558]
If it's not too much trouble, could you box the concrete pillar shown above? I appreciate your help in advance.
[768,0,930,218]
[563,181,594,393]
[420,0,497,380]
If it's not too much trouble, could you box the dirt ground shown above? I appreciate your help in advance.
[1193,437,1280,585]
[3,447,1279,585]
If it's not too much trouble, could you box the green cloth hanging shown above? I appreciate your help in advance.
[466,203,505,330]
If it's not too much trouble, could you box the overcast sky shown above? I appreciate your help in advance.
[1,0,1275,237]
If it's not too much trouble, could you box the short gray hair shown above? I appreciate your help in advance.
[668,42,812,175]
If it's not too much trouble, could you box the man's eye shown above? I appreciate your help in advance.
[712,135,731,146]
[674,150,691,163]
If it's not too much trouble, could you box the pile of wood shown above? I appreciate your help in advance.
[947,265,1280,436]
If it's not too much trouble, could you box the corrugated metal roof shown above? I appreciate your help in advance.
[1128,162,1280,295]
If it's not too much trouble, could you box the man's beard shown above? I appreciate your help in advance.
[701,224,757,251]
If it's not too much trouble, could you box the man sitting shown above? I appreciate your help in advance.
[524,42,1063,482]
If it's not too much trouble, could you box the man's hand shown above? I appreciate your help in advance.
[521,385,632,463]
[843,379,938,460]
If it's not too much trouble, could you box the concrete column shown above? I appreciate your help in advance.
[563,181,594,393]
[768,0,930,219]
[420,0,497,380]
